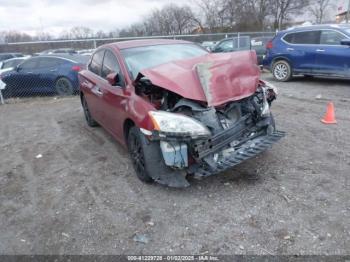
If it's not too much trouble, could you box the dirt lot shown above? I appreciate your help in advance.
[0,73,349,255]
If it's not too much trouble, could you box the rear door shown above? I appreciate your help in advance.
[282,30,321,73]
[97,49,127,142]
[36,57,65,93]
[315,29,350,76]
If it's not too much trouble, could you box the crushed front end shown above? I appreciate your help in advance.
[141,81,285,187]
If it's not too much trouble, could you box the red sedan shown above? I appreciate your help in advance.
[79,39,284,187]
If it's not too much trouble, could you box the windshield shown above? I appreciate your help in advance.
[121,44,208,79]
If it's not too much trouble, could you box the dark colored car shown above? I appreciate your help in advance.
[211,36,272,65]
[251,36,273,65]
[79,39,284,187]
[263,24,350,81]
[0,53,24,62]
[1,54,88,97]
[0,57,29,71]
[211,36,251,53]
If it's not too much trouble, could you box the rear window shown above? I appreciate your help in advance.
[283,31,320,45]
[320,30,346,45]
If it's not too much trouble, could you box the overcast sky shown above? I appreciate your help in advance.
[0,0,343,37]
[0,0,192,36]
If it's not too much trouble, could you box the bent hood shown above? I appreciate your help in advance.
[138,50,260,107]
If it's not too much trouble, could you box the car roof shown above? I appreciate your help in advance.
[102,39,194,50]
[280,24,350,34]
[41,54,88,63]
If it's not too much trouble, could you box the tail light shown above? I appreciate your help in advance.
[72,65,82,72]
[266,40,273,49]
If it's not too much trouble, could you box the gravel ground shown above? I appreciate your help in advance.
[0,72,349,255]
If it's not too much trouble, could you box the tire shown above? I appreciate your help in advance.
[55,77,74,96]
[81,95,99,127]
[272,60,292,82]
[127,127,155,183]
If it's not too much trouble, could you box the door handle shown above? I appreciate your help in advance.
[286,48,294,51]
[316,49,325,52]
[50,69,57,72]
[95,88,103,95]
[92,86,103,96]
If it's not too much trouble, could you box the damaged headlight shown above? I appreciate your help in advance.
[148,111,211,138]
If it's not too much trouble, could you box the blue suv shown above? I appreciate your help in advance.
[263,24,350,81]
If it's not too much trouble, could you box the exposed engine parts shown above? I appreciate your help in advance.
[134,76,284,187]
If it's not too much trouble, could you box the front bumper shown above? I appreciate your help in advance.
[191,130,285,177]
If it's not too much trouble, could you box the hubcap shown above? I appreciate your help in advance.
[274,63,288,80]
[57,79,71,94]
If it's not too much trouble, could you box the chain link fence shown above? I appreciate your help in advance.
[0,31,275,104]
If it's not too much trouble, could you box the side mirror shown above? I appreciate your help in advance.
[106,72,124,87]
[15,65,22,72]
[341,39,350,46]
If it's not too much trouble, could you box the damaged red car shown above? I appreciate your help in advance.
[79,39,285,187]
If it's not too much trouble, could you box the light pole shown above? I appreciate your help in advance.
[347,0,350,23]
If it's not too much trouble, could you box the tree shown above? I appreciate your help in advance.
[70,26,94,39]
[309,0,332,23]
[271,0,310,30]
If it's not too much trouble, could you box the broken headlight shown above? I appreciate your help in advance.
[148,111,211,138]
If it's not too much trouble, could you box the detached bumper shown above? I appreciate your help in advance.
[192,130,286,177]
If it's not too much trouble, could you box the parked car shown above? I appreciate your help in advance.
[263,24,350,81]
[0,53,24,62]
[211,36,251,53]
[36,48,77,56]
[1,54,88,97]
[211,36,271,65]
[0,57,30,73]
[201,41,217,51]
[251,36,272,65]
[77,49,95,57]
[79,39,284,187]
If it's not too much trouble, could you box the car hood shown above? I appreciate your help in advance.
[138,50,260,107]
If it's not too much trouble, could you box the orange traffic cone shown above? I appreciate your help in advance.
[321,102,337,124]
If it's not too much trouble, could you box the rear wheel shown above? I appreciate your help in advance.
[272,60,292,82]
[55,77,74,96]
[81,95,98,127]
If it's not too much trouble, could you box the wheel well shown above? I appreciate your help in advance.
[272,57,292,67]
[80,92,84,104]
[124,119,135,142]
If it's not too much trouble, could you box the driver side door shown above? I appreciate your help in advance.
[97,49,128,144]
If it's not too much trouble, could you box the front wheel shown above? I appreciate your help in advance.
[81,95,99,127]
[127,127,154,183]
[272,60,292,82]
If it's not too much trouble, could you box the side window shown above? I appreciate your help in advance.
[320,30,345,45]
[217,40,233,52]
[38,58,64,68]
[89,50,105,76]
[101,50,121,79]
[20,59,38,70]
[284,31,320,45]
